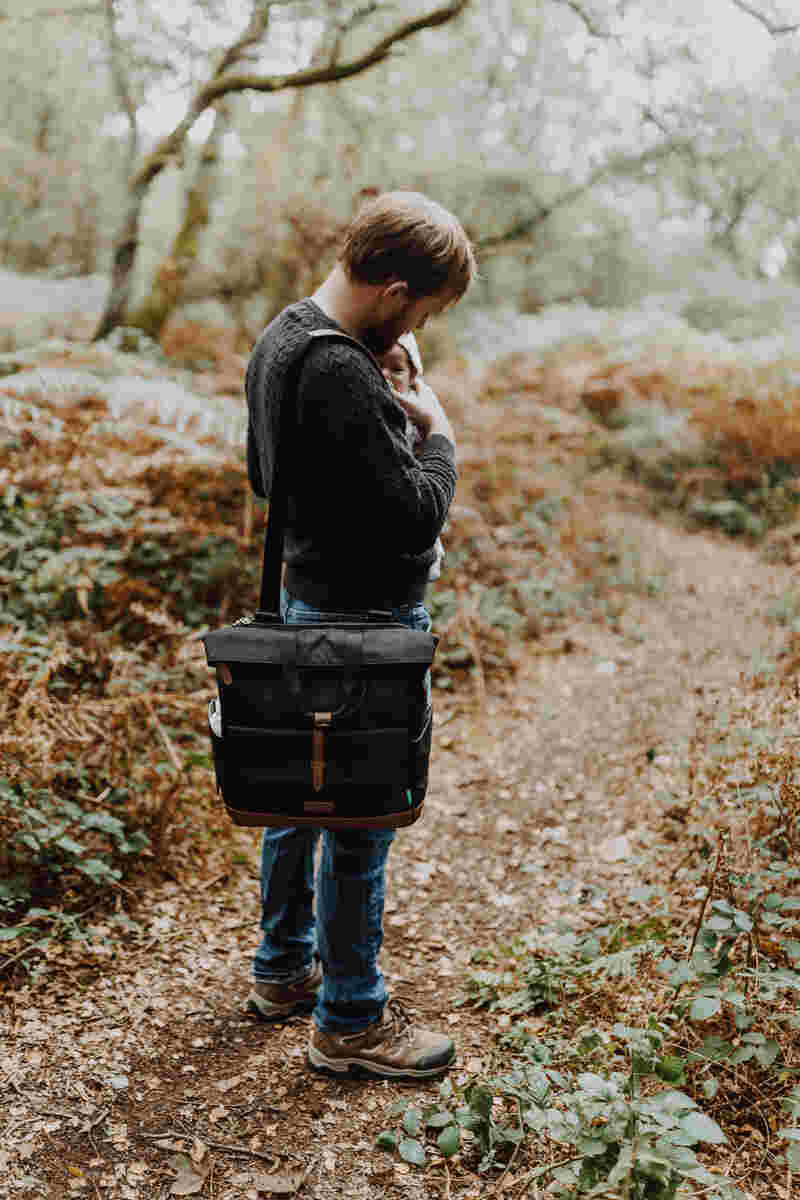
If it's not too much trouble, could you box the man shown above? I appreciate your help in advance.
[244,191,476,1079]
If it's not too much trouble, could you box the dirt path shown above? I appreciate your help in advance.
[1,514,794,1200]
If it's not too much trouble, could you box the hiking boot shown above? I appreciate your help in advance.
[307,1001,455,1080]
[247,960,322,1022]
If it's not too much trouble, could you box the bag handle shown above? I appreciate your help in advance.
[257,328,385,618]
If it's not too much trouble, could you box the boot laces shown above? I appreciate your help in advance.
[384,999,415,1046]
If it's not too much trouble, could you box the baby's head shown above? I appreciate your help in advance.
[378,331,422,396]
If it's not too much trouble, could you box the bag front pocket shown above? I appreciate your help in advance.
[223,723,413,789]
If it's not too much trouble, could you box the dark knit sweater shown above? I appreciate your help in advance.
[245,299,457,608]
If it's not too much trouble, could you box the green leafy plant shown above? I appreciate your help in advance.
[0,775,149,968]
[376,1084,463,1167]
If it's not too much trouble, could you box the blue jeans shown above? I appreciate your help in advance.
[253,589,432,1033]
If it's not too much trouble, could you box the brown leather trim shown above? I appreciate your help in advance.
[222,803,424,830]
[311,712,332,792]
[303,799,335,814]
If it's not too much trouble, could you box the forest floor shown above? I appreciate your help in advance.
[2,328,799,1200]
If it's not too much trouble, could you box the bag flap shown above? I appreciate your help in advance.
[202,623,438,666]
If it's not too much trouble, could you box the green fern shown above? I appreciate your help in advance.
[577,940,664,979]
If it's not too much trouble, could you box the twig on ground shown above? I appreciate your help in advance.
[138,1130,304,1163]
[10,1085,82,1120]
[145,697,183,772]
[435,709,459,729]
[528,1156,584,1186]
[461,589,487,708]
[199,872,230,891]
[200,1136,306,1165]
[82,1105,110,1135]
[0,938,47,973]
[488,1097,525,1197]
[658,835,726,1020]
[688,832,726,960]
[153,776,183,862]
[227,1099,285,1116]
[443,1157,451,1200]
[668,843,699,882]
[457,775,490,789]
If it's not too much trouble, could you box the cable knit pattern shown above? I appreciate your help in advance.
[246,299,457,608]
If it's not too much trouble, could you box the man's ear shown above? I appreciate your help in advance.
[380,280,409,307]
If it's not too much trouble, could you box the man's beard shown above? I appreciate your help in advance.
[361,306,414,356]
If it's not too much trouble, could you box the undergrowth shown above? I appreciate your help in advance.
[1,339,642,966]
[377,674,800,1197]
[483,348,800,542]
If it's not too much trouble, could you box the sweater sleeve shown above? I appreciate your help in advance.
[296,343,457,556]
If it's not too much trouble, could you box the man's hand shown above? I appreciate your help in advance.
[393,379,455,447]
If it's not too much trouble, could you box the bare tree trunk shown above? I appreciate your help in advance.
[128,101,231,340]
[93,0,140,340]
[92,188,145,341]
[90,0,470,342]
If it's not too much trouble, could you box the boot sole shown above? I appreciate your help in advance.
[307,1044,455,1080]
[247,995,317,1023]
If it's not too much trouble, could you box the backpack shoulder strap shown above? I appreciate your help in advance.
[257,327,385,616]
[305,327,385,383]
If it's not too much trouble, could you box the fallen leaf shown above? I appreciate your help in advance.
[598,834,631,862]
[190,1138,207,1165]
[167,1155,194,1172]
[214,1076,242,1093]
[252,1171,307,1195]
[170,1163,210,1196]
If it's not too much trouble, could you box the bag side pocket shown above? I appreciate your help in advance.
[411,703,433,796]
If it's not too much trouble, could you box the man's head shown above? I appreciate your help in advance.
[340,191,476,354]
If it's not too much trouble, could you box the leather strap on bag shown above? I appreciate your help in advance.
[311,711,332,791]
[257,328,384,617]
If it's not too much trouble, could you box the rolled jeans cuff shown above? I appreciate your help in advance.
[253,957,316,986]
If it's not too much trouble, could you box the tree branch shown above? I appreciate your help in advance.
[104,0,139,169]
[712,170,769,253]
[199,0,471,106]
[0,132,83,178]
[729,0,800,35]
[477,138,696,253]
[93,0,470,341]
[559,0,612,38]
[131,0,470,190]
[0,3,102,19]
[328,2,381,66]
[214,0,275,76]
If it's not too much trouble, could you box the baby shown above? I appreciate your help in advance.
[377,332,445,582]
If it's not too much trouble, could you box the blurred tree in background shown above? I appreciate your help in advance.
[2,0,800,342]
